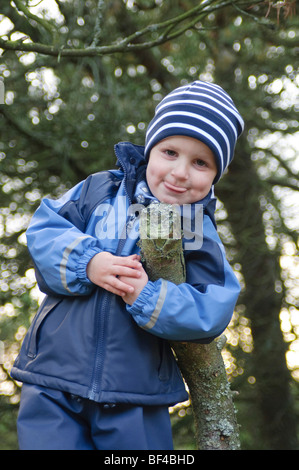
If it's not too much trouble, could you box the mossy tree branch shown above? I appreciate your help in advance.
[138,202,240,450]
[0,0,271,58]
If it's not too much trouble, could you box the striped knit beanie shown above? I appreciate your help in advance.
[144,80,244,183]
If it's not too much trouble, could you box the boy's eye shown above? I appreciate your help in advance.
[195,159,207,167]
[164,149,177,157]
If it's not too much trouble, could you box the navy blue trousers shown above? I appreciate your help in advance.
[17,384,173,450]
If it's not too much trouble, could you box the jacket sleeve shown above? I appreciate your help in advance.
[26,180,103,297]
[127,215,241,342]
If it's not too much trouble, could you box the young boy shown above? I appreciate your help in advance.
[11,80,244,450]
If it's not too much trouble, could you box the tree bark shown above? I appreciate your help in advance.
[216,151,299,450]
[138,202,240,450]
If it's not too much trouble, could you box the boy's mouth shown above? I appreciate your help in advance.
[163,181,188,194]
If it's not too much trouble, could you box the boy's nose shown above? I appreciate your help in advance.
[171,162,189,180]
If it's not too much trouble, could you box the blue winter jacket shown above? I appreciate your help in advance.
[11,142,240,406]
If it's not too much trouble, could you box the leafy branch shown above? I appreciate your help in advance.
[13,0,58,37]
[268,178,299,192]
[0,0,270,58]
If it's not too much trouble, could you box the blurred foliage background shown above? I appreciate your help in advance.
[0,0,298,450]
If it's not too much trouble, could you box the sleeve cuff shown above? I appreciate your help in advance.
[76,246,103,285]
[126,281,158,314]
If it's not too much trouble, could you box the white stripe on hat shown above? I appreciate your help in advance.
[156,93,243,134]
[189,81,236,105]
[155,98,240,139]
[163,82,234,110]
[158,81,244,126]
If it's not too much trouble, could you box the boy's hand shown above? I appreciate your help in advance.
[86,252,143,297]
[120,265,148,306]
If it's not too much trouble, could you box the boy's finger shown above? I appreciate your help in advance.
[114,259,142,269]
[108,287,127,297]
[113,266,141,278]
[104,276,135,294]
[103,281,132,297]
[114,280,134,294]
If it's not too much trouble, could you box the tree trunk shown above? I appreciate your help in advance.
[138,202,240,450]
[217,152,299,450]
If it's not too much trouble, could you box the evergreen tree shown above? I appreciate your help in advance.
[0,0,298,449]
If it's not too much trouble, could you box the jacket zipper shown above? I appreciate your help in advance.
[87,228,129,401]
[88,290,111,401]
[88,152,132,401]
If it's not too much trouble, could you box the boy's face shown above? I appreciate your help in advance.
[146,135,217,205]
